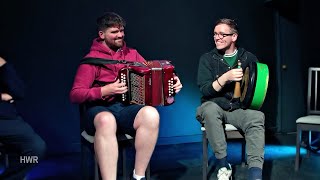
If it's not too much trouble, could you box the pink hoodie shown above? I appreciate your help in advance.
[70,38,145,104]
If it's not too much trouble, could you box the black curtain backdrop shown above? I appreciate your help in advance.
[0,0,282,154]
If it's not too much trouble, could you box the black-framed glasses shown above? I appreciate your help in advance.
[213,33,234,39]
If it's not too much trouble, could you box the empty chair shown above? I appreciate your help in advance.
[295,67,320,171]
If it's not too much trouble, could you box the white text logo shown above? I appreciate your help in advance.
[20,156,38,163]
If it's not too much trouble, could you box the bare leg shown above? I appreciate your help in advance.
[93,112,118,180]
[133,106,160,176]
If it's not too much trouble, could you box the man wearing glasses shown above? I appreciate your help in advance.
[196,18,265,180]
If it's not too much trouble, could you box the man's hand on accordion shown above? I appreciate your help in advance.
[173,75,183,94]
[101,79,128,97]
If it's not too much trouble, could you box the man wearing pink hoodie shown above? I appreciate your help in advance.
[70,12,182,180]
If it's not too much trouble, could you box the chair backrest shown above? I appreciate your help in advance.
[308,67,320,115]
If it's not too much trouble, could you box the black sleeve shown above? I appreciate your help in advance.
[197,54,219,98]
[247,51,259,63]
[0,63,25,100]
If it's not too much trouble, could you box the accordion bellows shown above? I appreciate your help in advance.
[119,60,175,106]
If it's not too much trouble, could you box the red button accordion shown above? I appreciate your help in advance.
[119,60,176,106]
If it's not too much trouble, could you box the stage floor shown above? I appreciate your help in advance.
[7,133,320,180]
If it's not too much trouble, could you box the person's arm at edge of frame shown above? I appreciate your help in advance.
[0,57,24,102]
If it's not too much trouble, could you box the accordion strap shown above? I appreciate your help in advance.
[80,57,129,65]
[80,58,128,87]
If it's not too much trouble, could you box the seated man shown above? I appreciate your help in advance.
[70,12,182,180]
[0,56,46,180]
[196,18,265,180]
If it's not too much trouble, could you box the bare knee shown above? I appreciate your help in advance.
[134,106,159,129]
[94,112,117,134]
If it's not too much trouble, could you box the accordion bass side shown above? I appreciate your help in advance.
[119,60,176,106]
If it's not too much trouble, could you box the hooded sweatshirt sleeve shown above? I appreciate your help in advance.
[197,53,219,98]
[69,64,102,104]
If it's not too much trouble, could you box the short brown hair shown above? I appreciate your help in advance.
[96,12,126,31]
[215,18,238,34]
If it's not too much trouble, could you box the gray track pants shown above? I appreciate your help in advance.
[196,101,265,169]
